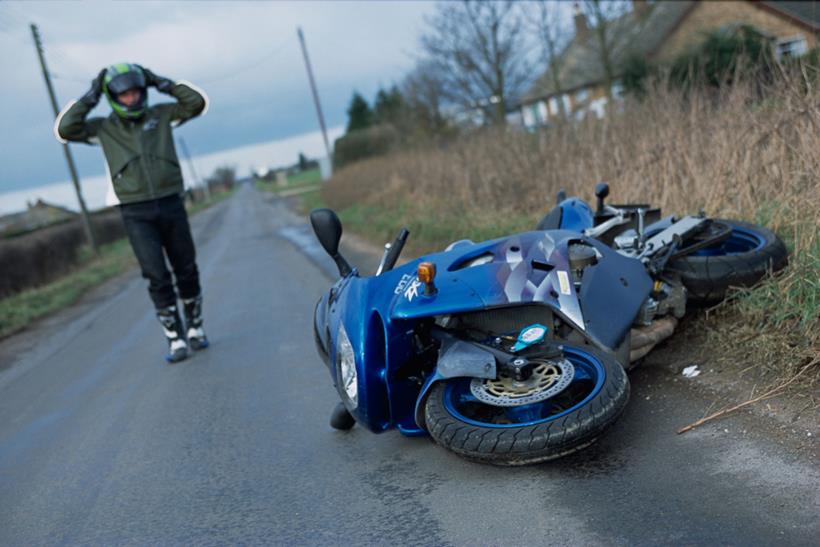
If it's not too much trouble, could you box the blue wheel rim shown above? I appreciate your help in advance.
[690,226,765,257]
[443,347,606,429]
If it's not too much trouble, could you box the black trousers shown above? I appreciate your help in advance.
[119,194,201,309]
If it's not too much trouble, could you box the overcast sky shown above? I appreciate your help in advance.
[0,0,436,194]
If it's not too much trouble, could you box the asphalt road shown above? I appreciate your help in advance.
[1,184,817,546]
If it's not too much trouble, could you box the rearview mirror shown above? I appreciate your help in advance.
[310,208,352,277]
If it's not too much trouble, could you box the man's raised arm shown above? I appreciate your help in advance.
[55,69,106,144]
[142,67,207,126]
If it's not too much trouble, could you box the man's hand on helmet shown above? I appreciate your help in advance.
[140,66,175,94]
[79,68,108,107]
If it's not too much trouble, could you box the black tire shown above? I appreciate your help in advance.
[424,346,629,466]
[667,219,788,306]
[330,402,356,430]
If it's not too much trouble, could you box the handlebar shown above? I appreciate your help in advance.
[377,228,409,275]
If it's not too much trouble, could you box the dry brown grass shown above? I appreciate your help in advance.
[323,69,819,385]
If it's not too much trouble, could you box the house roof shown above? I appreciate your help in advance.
[522,1,694,103]
[523,0,820,105]
[29,198,77,215]
[760,1,820,31]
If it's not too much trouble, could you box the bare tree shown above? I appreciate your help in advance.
[402,60,448,135]
[581,0,644,100]
[420,0,533,125]
[525,0,571,119]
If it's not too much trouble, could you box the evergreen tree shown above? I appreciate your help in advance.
[373,86,405,126]
[620,54,654,98]
[670,25,774,90]
[346,92,372,132]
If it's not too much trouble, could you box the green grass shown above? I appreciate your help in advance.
[295,188,327,215]
[731,228,820,330]
[255,168,323,194]
[293,185,534,255]
[0,189,235,340]
[333,202,533,256]
[288,168,322,185]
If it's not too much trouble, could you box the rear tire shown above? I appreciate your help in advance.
[424,346,629,466]
[667,219,788,306]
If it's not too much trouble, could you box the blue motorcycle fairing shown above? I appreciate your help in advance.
[575,239,654,348]
[389,230,650,349]
[391,231,582,325]
[326,275,393,433]
[325,264,448,434]
[556,198,595,232]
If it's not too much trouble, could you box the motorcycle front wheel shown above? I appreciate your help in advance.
[424,345,629,466]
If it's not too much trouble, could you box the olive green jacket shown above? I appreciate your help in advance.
[56,83,207,204]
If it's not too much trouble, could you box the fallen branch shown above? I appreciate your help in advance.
[677,358,819,434]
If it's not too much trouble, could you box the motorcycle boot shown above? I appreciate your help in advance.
[157,305,189,363]
[183,295,209,350]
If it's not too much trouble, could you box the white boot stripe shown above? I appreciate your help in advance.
[170,339,188,351]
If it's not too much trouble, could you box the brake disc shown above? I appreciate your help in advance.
[470,358,575,407]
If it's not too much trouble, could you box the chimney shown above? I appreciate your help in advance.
[573,2,588,39]
[632,0,649,17]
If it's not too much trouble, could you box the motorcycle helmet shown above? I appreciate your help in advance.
[104,63,147,119]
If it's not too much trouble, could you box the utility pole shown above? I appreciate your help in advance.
[177,137,210,201]
[30,23,98,254]
[297,27,332,165]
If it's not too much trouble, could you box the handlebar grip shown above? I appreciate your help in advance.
[381,228,409,273]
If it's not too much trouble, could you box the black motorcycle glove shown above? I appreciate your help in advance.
[78,69,107,107]
[141,66,175,94]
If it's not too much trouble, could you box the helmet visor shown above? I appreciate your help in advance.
[107,71,146,95]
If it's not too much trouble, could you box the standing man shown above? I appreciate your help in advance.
[56,63,209,363]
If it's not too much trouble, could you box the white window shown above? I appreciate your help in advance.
[611,81,624,99]
[522,105,536,128]
[548,96,559,115]
[776,36,808,60]
[537,101,549,123]
[589,97,608,119]
[574,88,589,104]
[561,94,571,113]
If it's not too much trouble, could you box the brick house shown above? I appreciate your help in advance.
[520,0,819,128]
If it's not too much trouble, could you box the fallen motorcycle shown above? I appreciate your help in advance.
[310,183,787,465]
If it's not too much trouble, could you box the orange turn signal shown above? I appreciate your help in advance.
[418,262,436,284]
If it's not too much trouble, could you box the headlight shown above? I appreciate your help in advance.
[337,323,358,408]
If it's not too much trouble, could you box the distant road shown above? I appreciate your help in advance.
[0,183,817,545]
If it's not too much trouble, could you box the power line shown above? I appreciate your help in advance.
[48,34,295,86]
[197,34,294,85]
[52,73,89,83]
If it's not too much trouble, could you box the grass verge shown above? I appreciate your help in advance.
[320,69,819,389]
[0,239,135,339]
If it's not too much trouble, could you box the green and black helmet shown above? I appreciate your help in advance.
[104,63,147,119]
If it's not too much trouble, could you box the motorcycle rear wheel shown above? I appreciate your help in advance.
[424,345,629,466]
[667,219,788,306]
